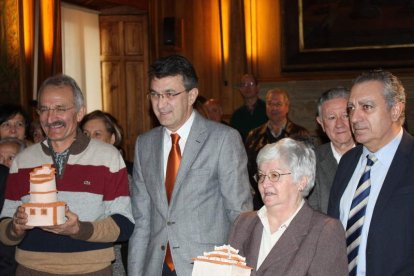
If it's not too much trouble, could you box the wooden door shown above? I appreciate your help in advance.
[100,14,150,162]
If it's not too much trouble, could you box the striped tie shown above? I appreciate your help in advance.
[346,154,377,276]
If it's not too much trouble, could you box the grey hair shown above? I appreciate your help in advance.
[266,88,290,104]
[37,74,85,111]
[256,138,316,197]
[353,69,406,125]
[0,137,26,152]
[317,86,350,117]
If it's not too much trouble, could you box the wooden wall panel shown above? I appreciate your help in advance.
[124,22,144,55]
[102,61,125,122]
[100,15,149,161]
[100,20,121,55]
[124,61,150,160]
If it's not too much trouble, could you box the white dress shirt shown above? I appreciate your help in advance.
[339,128,402,276]
[330,142,342,164]
[163,111,195,179]
[330,142,355,164]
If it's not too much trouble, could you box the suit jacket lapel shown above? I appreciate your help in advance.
[244,217,263,270]
[152,127,169,211]
[170,112,208,206]
[370,131,412,234]
[257,204,311,273]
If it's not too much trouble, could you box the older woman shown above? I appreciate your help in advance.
[229,138,347,276]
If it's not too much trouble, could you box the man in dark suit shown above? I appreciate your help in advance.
[328,70,414,276]
[128,55,253,276]
[308,87,354,213]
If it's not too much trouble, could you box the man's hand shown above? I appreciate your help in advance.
[11,206,33,238]
[41,206,80,236]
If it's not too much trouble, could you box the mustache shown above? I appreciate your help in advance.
[45,121,66,128]
[352,123,365,130]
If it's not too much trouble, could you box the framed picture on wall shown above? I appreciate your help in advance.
[281,0,414,72]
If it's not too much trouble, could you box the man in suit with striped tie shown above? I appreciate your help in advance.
[328,70,414,276]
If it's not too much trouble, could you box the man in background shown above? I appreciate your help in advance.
[0,74,134,275]
[128,55,252,276]
[308,87,355,213]
[245,88,310,209]
[328,70,414,275]
[230,74,267,141]
[203,98,228,125]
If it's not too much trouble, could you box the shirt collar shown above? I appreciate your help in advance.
[164,111,195,141]
[41,128,90,156]
[362,127,403,168]
[330,142,355,163]
[257,199,305,234]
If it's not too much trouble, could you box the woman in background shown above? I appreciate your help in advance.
[80,110,132,276]
[229,138,347,276]
[0,104,31,145]
[80,110,132,173]
[30,119,46,143]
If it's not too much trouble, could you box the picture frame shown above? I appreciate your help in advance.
[281,0,414,72]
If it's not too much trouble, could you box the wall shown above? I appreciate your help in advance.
[61,3,102,112]
[151,0,414,136]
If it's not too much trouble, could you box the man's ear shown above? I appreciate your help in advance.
[316,116,325,132]
[391,102,403,122]
[188,88,199,106]
[76,106,86,122]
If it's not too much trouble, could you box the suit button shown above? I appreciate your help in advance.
[161,245,165,250]
[167,221,175,225]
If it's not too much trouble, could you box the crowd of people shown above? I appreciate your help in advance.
[0,55,413,276]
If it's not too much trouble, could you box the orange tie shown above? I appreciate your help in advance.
[165,133,181,271]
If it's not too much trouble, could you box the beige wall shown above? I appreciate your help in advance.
[61,3,102,113]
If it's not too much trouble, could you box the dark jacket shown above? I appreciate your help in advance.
[228,203,348,276]
[328,130,414,276]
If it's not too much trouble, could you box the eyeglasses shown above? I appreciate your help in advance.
[0,121,25,130]
[147,90,187,100]
[238,82,256,88]
[37,106,75,115]
[254,170,291,183]
[266,101,286,108]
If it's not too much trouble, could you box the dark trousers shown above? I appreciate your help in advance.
[162,263,177,276]
[15,265,112,276]
[0,243,17,276]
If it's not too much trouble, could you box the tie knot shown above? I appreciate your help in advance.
[366,154,377,166]
[171,133,180,145]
